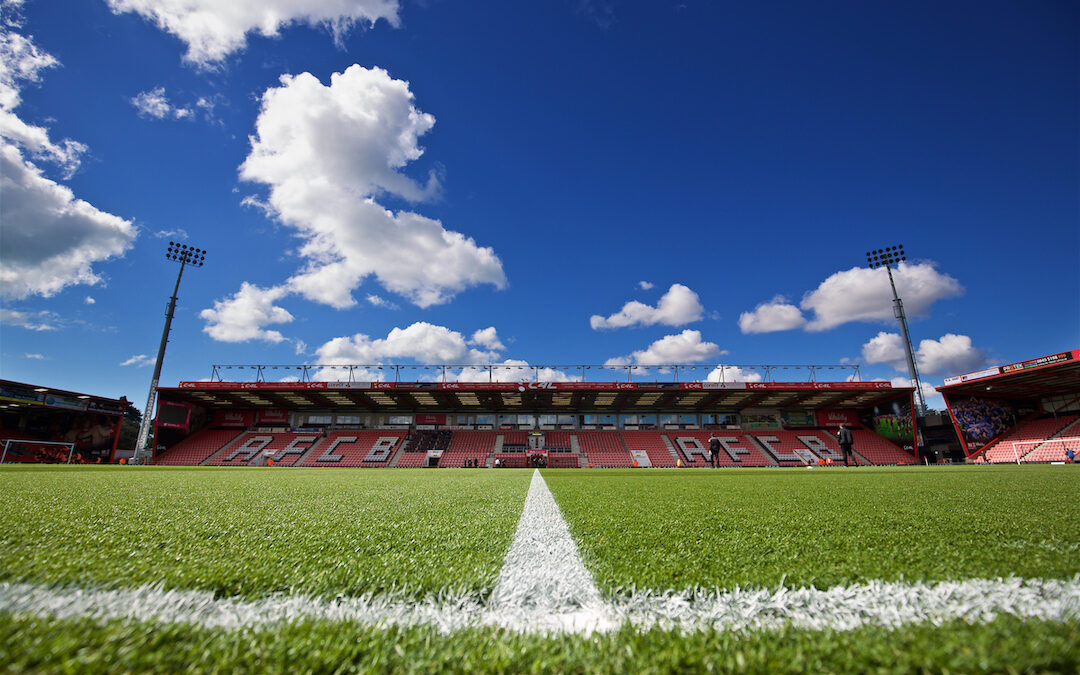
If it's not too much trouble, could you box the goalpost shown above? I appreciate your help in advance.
[0,439,77,464]
[1008,437,1080,464]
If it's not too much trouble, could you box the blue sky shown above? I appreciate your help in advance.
[1,0,1076,410]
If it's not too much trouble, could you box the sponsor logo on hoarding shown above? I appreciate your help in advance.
[1001,351,1075,374]
[615,383,636,389]
[372,382,394,389]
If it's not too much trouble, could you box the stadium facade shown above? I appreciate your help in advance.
[148,376,920,468]
[937,348,1080,463]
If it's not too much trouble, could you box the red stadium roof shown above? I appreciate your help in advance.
[0,379,129,416]
[158,380,908,414]
[936,349,1080,400]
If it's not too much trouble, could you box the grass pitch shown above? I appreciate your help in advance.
[544,464,1080,592]
[2,464,1078,673]
[0,466,530,598]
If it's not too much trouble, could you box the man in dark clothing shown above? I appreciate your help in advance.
[708,434,721,468]
[837,424,854,466]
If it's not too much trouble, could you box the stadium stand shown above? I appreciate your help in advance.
[203,431,324,466]
[299,430,408,467]
[849,429,913,465]
[981,415,1079,463]
[621,430,678,467]
[666,431,774,467]
[154,429,244,465]
[747,429,855,466]
[438,430,496,468]
[576,431,634,467]
[547,452,581,468]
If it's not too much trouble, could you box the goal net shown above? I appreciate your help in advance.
[1008,437,1080,464]
[0,439,78,464]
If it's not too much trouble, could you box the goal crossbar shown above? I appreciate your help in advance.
[1009,437,1080,464]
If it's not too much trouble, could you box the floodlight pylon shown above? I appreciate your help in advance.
[133,242,207,462]
[866,245,927,416]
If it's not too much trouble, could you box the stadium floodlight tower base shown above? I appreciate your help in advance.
[133,242,206,464]
[866,245,927,416]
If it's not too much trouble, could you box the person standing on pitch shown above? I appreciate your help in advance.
[708,433,721,468]
[837,424,854,466]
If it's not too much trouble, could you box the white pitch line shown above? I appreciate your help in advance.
[486,468,614,633]
[2,577,1078,636]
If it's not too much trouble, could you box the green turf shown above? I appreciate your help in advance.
[542,465,1080,592]
[2,613,1077,674]
[0,466,532,599]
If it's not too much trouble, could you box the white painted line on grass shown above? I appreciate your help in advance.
[487,468,614,633]
[2,576,1078,635]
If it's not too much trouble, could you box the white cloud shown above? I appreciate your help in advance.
[314,321,498,367]
[448,360,580,383]
[469,326,505,352]
[916,333,986,376]
[131,87,192,120]
[120,354,155,367]
[887,376,941,409]
[605,329,722,366]
[0,142,136,299]
[862,331,987,377]
[738,296,807,334]
[861,331,907,370]
[801,262,963,331]
[637,280,654,290]
[590,283,704,330]
[0,31,86,178]
[740,262,963,333]
[105,0,400,66]
[365,294,397,309]
[238,65,505,311]
[199,283,293,343]
[0,28,56,111]
[0,28,135,300]
[704,365,764,383]
[84,296,95,305]
[154,228,188,240]
[24,352,45,360]
[0,307,56,330]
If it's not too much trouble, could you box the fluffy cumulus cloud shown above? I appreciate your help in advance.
[0,24,135,300]
[199,283,293,343]
[469,326,505,352]
[227,65,505,320]
[862,332,987,377]
[448,360,580,383]
[801,262,963,331]
[605,329,722,366]
[106,0,400,66]
[314,322,500,367]
[705,365,764,383]
[738,296,807,334]
[131,87,192,120]
[591,283,704,330]
[861,331,908,370]
[0,143,135,299]
[739,262,963,333]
